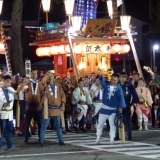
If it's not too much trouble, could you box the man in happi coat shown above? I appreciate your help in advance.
[90,75,102,132]
[72,78,92,133]
[18,69,42,143]
[0,75,20,151]
[95,69,126,144]
[39,71,66,146]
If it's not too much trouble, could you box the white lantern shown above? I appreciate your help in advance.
[74,44,82,54]
[112,44,121,53]
[42,47,50,56]
[93,44,102,54]
[71,16,82,32]
[121,44,130,53]
[41,0,51,12]
[50,46,59,55]
[0,0,3,15]
[120,15,131,31]
[36,47,43,57]
[83,44,92,54]
[64,0,75,15]
[102,44,111,54]
[65,44,70,53]
[106,0,113,18]
[58,45,65,54]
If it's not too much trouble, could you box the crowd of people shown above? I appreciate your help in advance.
[0,65,160,151]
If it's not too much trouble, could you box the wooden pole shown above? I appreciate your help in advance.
[66,32,79,81]
[127,33,144,78]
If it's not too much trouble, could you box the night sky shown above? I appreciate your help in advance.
[1,0,151,23]
[0,0,152,64]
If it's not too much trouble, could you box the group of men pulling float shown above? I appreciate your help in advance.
[0,65,158,150]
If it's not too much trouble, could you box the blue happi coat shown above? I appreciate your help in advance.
[99,75,126,115]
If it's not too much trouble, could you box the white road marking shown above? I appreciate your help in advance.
[0,150,98,158]
[30,132,160,159]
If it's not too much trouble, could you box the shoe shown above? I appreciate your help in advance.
[59,142,67,146]
[39,144,44,147]
[17,133,23,137]
[7,146,20,150]
[94,140,100,145]
[145,128,149,131]
[110,138,115,144]
[110,141,115,144]
[62,129,67,134]
[23,140,28,144]
[128,137,132,141]
[66,129,71,132]
[76,129,79,133]
[0,147,4,152]
[82,129,87,133]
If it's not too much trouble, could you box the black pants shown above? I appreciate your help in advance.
[24,110,42,142]
[151,104,156,127]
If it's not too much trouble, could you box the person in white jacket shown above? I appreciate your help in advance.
[72,78,92,133]
[0,75,20,151]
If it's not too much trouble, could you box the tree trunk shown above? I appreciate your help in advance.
[10,0,24,75]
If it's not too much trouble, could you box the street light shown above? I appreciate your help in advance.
[153,44,159,50]
[0,0,3,15]
[41,0,51,23]
[153,44,159,73]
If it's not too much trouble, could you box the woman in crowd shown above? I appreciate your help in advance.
[135,78,153,130]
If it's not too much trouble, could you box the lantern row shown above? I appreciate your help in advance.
[36,43,131,57]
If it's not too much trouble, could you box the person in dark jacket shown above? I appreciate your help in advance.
[115,72,139,140]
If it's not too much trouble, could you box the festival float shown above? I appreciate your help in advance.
[29,0,143,81]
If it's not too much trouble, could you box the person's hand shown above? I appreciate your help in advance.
[131,79,134,85]
[118,108,122,114]
[98,68,102,76]
[143,66,154,75]
[60,103,65,112]
[155,95,159,100]
[42,74,49,84]
[23,78,29,84]
[3,103,10,107]
[92,111,95,114]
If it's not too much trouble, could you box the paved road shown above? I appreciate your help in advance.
[0,129,160,160]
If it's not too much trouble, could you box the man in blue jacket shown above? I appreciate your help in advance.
[115,72,139,140]
[95,69,126,144]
